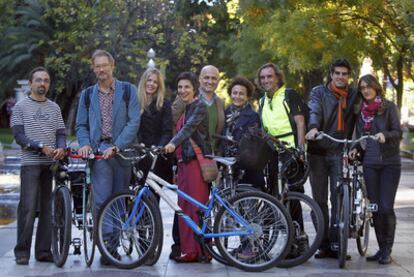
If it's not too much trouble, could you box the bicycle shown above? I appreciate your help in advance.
[96,145,294,272]
[314,131,378,268]
[50,149,103,267]
[263,135,325,268]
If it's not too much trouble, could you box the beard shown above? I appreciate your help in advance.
[36,87,47,95]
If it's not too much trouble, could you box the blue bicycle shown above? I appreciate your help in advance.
[96,145,293,272]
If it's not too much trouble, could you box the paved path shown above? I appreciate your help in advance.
[0,161,413,276]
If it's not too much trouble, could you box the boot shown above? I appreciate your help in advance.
[379,213,396,265]
[367,213,385,261]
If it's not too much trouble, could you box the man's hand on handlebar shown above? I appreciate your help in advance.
[305,128,319,141]
[78,145,92,159]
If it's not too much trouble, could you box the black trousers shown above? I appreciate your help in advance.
[14,164,53,260]
[364,163,400,250]
[308,153,342,250]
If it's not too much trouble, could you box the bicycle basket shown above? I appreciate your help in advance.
[238,131,273,171]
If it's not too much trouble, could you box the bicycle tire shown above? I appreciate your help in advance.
[277,192,324,268]
[97,190,162,269]
[51,186,72,267]
[83,184,96,266]
[141,191,163,266]
[356,180,370,256]
[214,191,293,272]
[205,183,259,266]
[338,185,350,269]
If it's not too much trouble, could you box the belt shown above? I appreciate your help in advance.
[100,137,113,143]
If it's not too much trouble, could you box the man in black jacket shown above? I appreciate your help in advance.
[305,59,358,259]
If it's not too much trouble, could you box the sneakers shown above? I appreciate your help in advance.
[236,247,256,260]
[15,257,29,265]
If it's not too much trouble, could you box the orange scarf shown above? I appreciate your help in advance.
[328,82,348,132]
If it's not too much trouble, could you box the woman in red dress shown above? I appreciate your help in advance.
[165,72,211,263]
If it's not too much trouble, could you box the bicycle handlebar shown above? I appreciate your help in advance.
[212,134,238,144]
[117,144,164,161]
[315,131,378,144]
[66,149,105,160]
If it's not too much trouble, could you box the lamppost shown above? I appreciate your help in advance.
[147,48,156,68]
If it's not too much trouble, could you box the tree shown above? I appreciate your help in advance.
[222,0,414,105]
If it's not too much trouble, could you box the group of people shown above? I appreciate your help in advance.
[11,48,401,268]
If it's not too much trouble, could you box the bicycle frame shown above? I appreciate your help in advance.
[123,171,253,238]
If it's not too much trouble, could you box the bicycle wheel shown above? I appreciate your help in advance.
[83,184,96,266]
[97,191,162,269]
[141,192,163,266]
[356,181,370,256]
[277,191,324,268]
[338,185,350,268]
[205,183,259,266]
[214,191,293,272]
[51,186,72,267]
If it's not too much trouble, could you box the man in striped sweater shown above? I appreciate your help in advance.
[11,67,66,265]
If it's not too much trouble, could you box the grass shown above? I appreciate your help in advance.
[0,128,13,148]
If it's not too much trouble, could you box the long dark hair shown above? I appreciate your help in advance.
[354,74,386,114]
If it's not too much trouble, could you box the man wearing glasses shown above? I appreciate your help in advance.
[305,59,357,259]
[76,49,140,265]
[12,67,66,265]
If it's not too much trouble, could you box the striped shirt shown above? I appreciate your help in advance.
[11,96,66,165]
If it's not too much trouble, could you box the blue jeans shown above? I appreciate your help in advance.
[92,142,131,243]
[14,164,52,260]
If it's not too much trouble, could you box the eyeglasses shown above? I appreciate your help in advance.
[94,63,111,70]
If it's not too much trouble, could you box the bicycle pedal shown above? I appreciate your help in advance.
[367,203,378,212]
[331,243,339,251]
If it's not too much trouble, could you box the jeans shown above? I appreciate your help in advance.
[308,153,342,250]
[92,142,131,244]
[14,164,53,260]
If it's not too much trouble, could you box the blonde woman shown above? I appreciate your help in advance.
[137,68,173,184]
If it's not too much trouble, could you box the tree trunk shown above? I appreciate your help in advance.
[302,69,324,100]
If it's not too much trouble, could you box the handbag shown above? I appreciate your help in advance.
[189,138,219,183]
[238,127,273,171]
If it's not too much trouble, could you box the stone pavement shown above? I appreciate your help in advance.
[0,161,413,276]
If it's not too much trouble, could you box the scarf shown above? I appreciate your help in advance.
[361,96,382,131]
[329,82,348,132]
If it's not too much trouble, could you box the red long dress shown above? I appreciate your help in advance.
[175,114,209,257]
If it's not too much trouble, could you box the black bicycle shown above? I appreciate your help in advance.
[264,136,325,268]
[315,132,378,268]
[50,149,103,267]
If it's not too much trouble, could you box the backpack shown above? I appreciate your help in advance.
[259,88,309,146]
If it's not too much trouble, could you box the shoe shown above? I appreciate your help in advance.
[100,251,121,266]
[297,234,309,255]
[198,254,212,263]
[15,257,29,265]
[314,249,351,260]
[174,253,199,263]
[366,250,383,262]
[314,249,336,259]
[378,249,392,265]
[169,245,181,260]
[237,247,256,260]
[36,253,54,263]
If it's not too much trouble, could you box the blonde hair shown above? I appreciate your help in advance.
[137,68,165,114]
